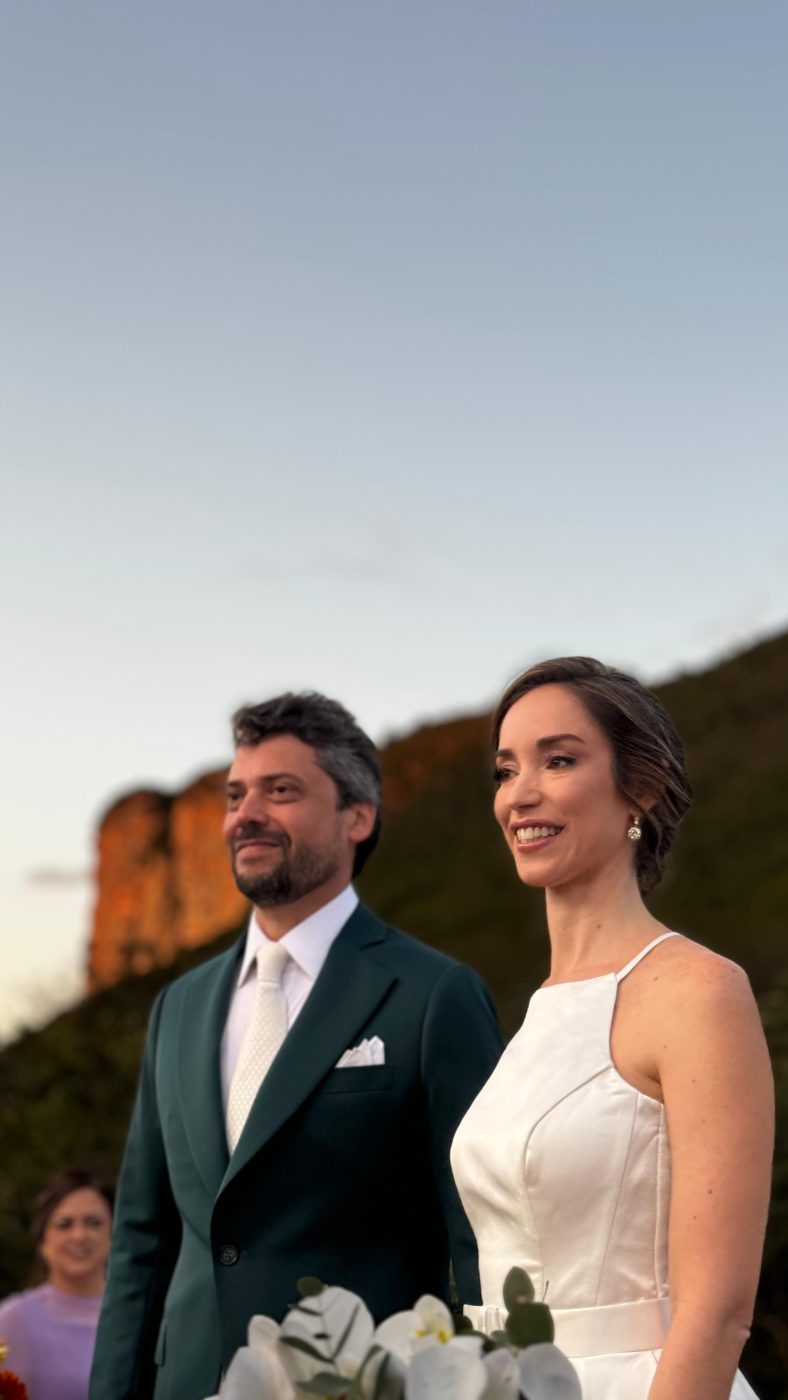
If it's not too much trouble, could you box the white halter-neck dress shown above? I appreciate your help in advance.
[451,932,758,1398]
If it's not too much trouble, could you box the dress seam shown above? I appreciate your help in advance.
[654,1104,669,1295]
[523,1065,611,1147]
[593,1091,639,1306]
[523,1065,611,1300]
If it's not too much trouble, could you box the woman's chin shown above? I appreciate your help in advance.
[514,865,553,889]
[51,1264,105,1291]
[512,850,564,888]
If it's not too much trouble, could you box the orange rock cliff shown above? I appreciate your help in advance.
[86,713,489,992]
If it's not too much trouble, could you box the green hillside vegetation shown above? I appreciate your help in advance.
[1,632,787,1392]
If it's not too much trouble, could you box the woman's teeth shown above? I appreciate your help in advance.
[516,825,561,842]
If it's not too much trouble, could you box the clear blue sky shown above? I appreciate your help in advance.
[2,1,786,1039]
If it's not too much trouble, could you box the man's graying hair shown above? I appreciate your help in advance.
[231,692,382,875]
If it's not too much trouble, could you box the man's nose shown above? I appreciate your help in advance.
[228,793,269,830]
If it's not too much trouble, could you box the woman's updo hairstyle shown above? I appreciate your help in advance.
[492,656,692,894]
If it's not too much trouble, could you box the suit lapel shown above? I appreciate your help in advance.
[177,939,243,1200]
[220,905,396,1191]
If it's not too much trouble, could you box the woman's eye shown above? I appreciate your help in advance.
[546,754,574,769]
[493,767,514,786]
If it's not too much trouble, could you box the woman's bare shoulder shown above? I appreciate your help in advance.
[631,934,756,1018]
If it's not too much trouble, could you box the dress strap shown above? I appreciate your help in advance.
[616,931,680,983]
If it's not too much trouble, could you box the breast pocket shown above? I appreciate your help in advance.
[319,1065,394,1094]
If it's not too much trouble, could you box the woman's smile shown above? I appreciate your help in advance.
[513,823,564,851]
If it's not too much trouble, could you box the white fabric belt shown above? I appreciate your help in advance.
[464,1297,671,1358]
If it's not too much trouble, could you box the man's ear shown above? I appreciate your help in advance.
[347,801,377,846]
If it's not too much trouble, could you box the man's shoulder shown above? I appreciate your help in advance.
[154,934,243,1009]
[351,904,480,985]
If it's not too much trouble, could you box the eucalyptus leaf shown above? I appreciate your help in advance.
[504,1302,554,1349]
[296,1373,349,1397]
[502,1267,536,1312]
[333,1303,361,1360]
[282,1335,334,1363]
[281,1286,375,1388]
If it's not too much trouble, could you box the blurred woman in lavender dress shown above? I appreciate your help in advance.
[0,1170,113,1400]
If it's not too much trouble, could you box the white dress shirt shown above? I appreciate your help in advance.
[220,884,359,1112]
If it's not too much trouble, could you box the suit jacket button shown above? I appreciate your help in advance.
[219,1244,239,1266]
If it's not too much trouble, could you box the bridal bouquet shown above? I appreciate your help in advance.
[0,1372,29,1400]
[207,1268,580,1400]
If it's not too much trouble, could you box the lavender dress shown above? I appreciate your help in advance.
[0,1284,103,1400]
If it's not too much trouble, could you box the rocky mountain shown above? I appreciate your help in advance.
[88,775,244,988]
[87,714,491,991]
[87,633,788,1028]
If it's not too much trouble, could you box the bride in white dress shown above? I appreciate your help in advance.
[451,657,773,1400]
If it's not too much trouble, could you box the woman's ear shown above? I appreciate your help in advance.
[629,787,660,817]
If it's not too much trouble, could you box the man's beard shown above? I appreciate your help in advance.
[231,831,342,908]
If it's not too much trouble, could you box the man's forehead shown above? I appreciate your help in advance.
[228,733,321,778]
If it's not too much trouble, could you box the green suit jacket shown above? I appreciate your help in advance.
[90,903,503,1400]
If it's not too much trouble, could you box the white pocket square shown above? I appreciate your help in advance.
[335,1036,385,1068]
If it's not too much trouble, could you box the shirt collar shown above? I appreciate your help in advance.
[236,885,359,988]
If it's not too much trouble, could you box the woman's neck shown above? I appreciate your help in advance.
[49,1274,105,1298]
[543,867,665,984]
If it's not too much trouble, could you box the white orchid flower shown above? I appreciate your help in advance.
[246,1316,295,1397]
[278,1285,375,1387]
[209,1276,584,1400]
[405,1338,488,1400]
[517,1342,582,1400]
[212,1315,295,1399]
[216,1341,295,1400]
[374,1294,455,1362]
[357,1345,407,1400]
[480,1346,520,1399]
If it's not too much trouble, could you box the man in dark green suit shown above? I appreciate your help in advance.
[90,693,503,1400]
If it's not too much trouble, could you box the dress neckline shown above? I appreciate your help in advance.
[535,931,680,993]
[533,971,617,994]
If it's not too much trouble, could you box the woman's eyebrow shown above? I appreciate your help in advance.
[495,733,586,759]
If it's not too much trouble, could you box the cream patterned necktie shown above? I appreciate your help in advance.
[226,940,290,1154]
